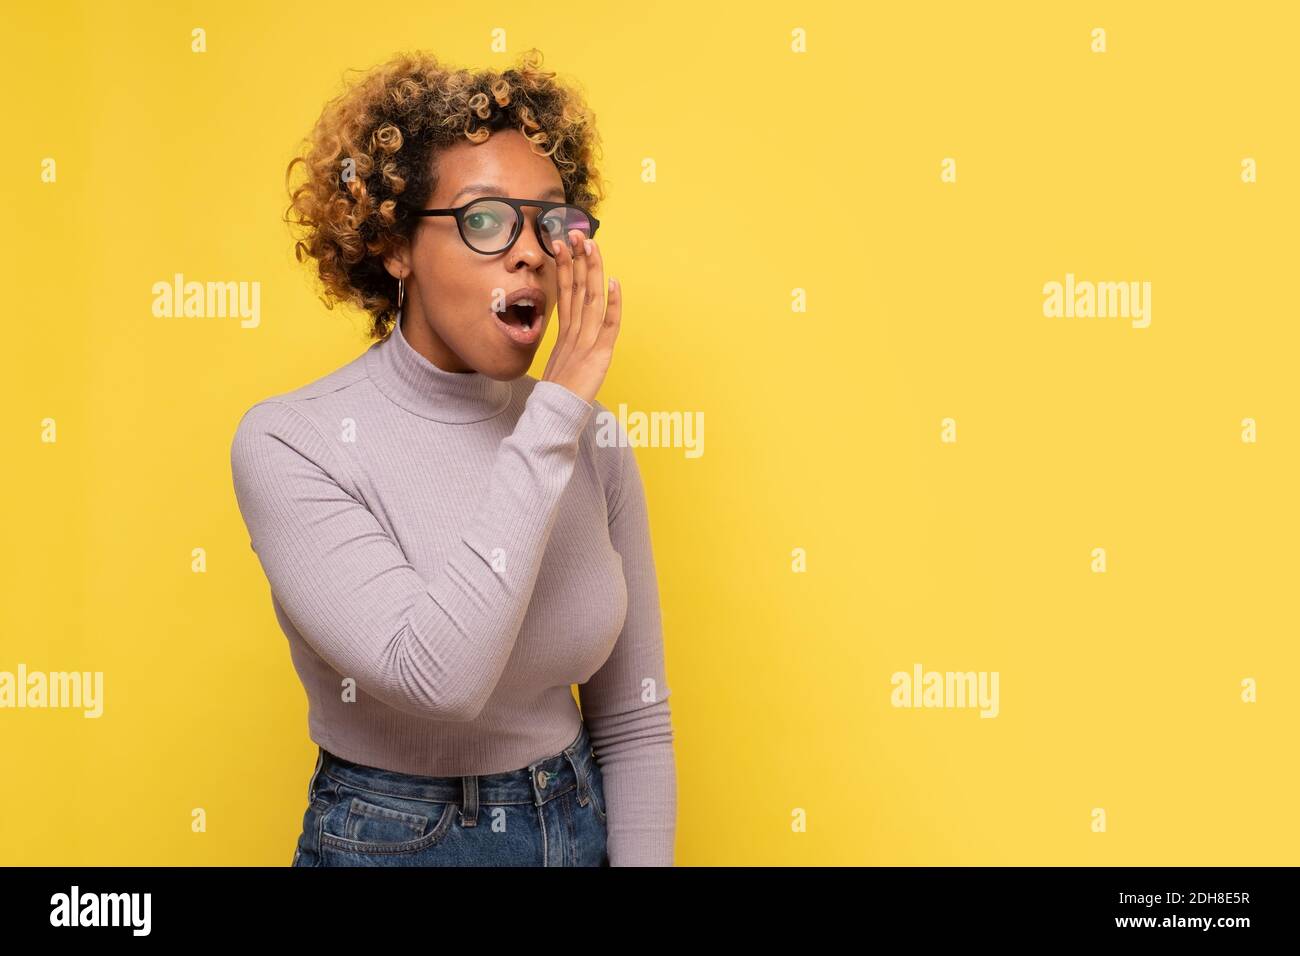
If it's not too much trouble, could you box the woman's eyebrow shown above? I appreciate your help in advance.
[449,183,568,204]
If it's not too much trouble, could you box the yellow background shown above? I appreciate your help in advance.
[3,1,1296,865]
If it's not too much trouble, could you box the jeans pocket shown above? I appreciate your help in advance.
[318,784,458,858]
[341,796,432,843]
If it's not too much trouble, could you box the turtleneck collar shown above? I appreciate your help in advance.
[364,314,514,424]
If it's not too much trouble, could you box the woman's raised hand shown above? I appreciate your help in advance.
[541,228,621,405]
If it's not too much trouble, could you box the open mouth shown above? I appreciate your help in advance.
[499,302,539,330]
[490,297,545,345]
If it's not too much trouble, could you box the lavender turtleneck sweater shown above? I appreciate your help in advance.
[229,317,675,866]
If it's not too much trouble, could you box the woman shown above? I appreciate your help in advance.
[230,49,675,866]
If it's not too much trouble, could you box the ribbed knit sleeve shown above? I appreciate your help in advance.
[578,439,677,866]
[230,380,595,722]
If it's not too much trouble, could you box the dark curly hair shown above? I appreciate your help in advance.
[283,48,606,340]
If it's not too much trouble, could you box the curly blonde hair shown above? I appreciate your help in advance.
[283,48,605,340]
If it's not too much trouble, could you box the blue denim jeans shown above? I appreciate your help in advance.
[291,721,610,866]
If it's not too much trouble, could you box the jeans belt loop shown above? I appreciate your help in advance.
[563,743,592,809]
[460,775,479,827]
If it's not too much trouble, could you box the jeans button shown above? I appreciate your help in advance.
[536,770,549,789]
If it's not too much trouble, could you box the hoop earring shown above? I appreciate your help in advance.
[397,276,405,318]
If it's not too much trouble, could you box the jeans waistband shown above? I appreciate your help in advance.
[313,721,597,815]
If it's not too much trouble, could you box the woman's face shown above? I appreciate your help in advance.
[387,129,568,379]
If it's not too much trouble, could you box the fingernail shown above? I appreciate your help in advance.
[609,277,617,291]
[583,239,592,255]
[552,240,561,256]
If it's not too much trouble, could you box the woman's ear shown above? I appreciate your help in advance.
[383,238,412,281]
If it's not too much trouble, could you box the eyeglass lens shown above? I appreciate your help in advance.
[462,199,593,254]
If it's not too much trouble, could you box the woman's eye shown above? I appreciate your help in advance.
[466,212,501,233]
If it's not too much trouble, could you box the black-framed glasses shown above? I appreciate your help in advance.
[416,196,599,257]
